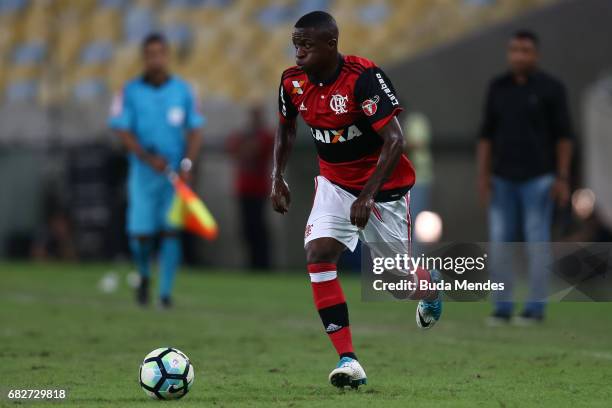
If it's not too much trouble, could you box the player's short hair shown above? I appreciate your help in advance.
[142,33,168,50]
[512,30,539,48]
[294,11,338,38]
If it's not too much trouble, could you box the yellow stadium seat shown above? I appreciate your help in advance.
[88,8,122,42]
[55,26,87,67]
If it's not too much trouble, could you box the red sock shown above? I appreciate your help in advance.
[308,263,355,357]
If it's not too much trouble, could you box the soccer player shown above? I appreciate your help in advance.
[109,33,204,308]
[271,11,442,388]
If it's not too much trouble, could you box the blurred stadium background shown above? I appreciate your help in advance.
[0,0,611,268]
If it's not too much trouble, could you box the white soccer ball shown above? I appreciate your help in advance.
[139,347,195,400]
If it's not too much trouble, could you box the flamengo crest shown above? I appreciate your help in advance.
[329,94,348,114]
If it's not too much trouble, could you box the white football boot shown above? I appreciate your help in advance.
[329,357,367,389]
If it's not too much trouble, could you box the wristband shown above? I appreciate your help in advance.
[180,158,193,172]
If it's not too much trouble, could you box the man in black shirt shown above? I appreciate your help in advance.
[477,30,573,324]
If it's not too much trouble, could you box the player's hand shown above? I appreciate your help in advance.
[179,170,193,184]
[550,177,570,207]
[350,194,375,229]
[478,174,491,207]
[271,177,291,214]
[145,154,168,174]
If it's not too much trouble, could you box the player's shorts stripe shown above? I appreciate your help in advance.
[372,205,383,222]
[404,193,412,257]
[311,177,319,208]
[309,270,337,283]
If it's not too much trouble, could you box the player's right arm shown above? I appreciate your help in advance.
[108,85,167,173]
[271,77,299,214]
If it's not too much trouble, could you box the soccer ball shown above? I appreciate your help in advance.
[139,347,195,400]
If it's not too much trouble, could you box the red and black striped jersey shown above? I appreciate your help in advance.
[278,55,415,200]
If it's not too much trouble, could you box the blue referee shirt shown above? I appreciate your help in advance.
[109,75,205,172]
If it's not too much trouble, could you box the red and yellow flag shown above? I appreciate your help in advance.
[167,176,218,240]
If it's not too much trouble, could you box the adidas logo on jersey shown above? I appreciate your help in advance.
[325,323,343,333]
[299,102,307,111]
[310,125,362,144]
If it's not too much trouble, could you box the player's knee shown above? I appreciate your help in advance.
[305,239,343,265]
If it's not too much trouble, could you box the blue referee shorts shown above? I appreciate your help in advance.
[127,175,176,236]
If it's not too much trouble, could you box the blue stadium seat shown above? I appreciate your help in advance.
[5,80,38,103]
[162,23,192,47]
[464,0,497,5]
[0,0,27,15]
[73,78,108,102]
[12,42,46,65]
[258,4,292,27]
[195,0,232,7]
[358,3,389,25]
[124,6,158,43]
[165,0,231,8]
[166,0,193,8]
[98,0,127,9]
[80,41,114,64]
[294,0,330,18]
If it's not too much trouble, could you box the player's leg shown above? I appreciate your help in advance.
[158,231,181,308]
[359,193,441,328]
[127,183,157,306]
[517,174,555,323]
[304,176,365,388]
[306,238,366,389]
[130,235,154,305]
[306,238,352,358]
[488,176,521,323]
[158,182,182,308]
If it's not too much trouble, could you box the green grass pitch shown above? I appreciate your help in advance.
[1,262,611,407]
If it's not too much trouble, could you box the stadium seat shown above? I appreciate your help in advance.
[0,0,556,107]
[5,80,39,103]
[124,5,158,44]
[72,78,109,102]
[0,0,27,15]
[98,0,128,9]
[80,41,114,65]
[11,41,47,65]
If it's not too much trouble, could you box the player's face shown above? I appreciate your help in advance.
[143,42,169,75]
[292,27,336,74]
[507,38,538,74]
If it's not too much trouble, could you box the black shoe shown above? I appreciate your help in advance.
[486,311,512,327]
[136,277,150,306]
[514,310,544,326]
[160,296,173,309]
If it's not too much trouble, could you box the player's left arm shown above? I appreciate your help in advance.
[350,65,405,228]
[350,118,404,228]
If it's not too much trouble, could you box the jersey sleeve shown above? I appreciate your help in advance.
[185,84,205,130]
[354,66,403,131]
[278,77,298,122]
[108,85,133,131]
